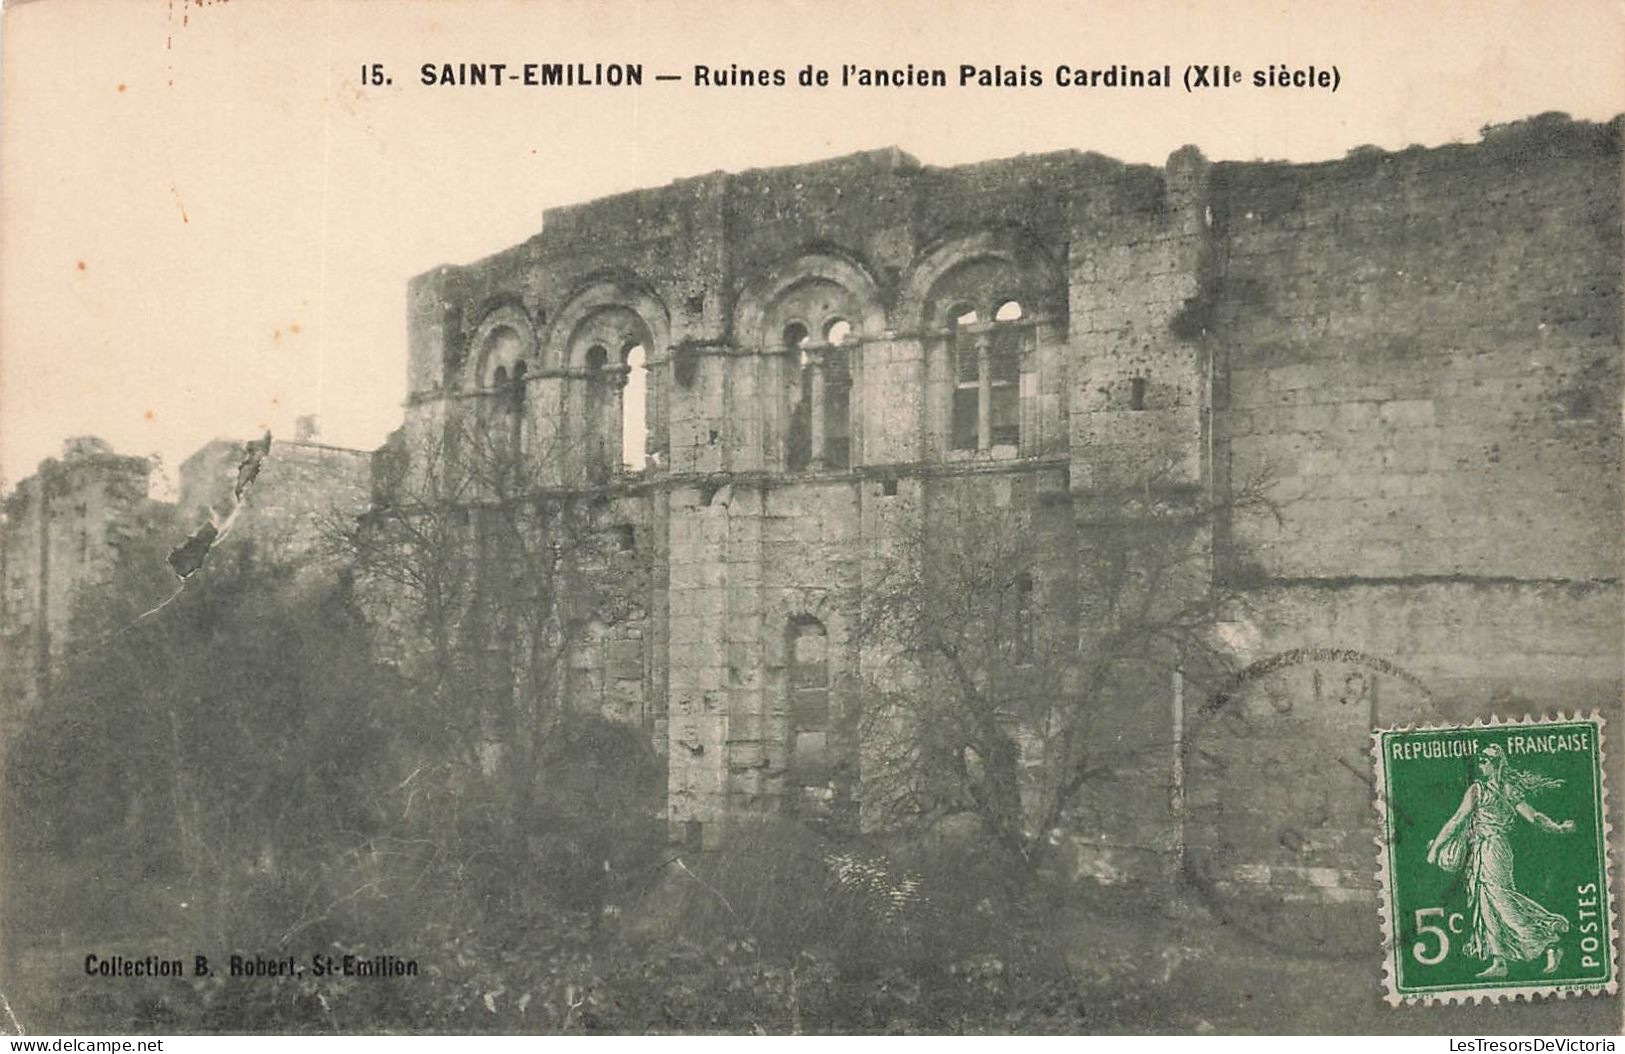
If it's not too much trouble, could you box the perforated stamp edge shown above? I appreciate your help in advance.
[1372,711,1617,1006]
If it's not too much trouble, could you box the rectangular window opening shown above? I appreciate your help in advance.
[990,385,1019,447]
[954,334,980,384]
[989,330,1022,384]
[951,387,979,451]
[786,381,813,471]
[825,371,851,471]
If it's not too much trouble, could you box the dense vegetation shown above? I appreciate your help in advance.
[1,530,1096,1035]
[8,519,1606,1035]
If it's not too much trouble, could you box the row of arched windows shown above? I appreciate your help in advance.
[456,232,1060,475]
[473,309,1034,474]
[755,238,1052,465]
[477,325,650,473]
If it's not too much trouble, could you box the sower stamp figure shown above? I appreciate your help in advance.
[1426,743,1575,979]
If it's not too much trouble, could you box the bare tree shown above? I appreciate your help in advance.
[859,469,1275,869]
[338,400,649,832]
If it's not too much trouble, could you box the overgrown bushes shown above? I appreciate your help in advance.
[3,532,1090,1034]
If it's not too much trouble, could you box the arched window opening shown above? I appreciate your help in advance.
[621,344,647,471]
[512,361,528,384]
[766,276,872,474]
[947,297,1029,452]
[930,245,1048,455]
[585,345,608,372]
[787,360,813,471]
[477,324,526,389]
[787,617,830,786]
[824,346,852,470]
[951,319,980,452]
[786,339,852,471]
[1130,376,1148,411]
[989,325,1022,446]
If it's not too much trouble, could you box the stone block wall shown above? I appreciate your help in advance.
[1188,115,1624,903]
[0,439,152,715]
[382,115,1621,887]
[1217,118,1621,584]
[178,436,373,569]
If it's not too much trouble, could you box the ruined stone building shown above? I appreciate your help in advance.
[0,424,373,719]
[0,438,155,714]
[179,417,372,570]
[382,113,1622,900]
[6,115,1616,908]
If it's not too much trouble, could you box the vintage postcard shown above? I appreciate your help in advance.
[0,0,1620,1038]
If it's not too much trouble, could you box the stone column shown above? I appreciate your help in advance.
[976,332,992,452]
[611,364,630,474]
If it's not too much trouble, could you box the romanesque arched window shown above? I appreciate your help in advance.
[476,325,529,465]
[621,343,647,472]
[786,330,815,471]
[477,324,528,389]
[738,254,885,474]
[934,280,1034,454]
[564,307,657,481]
[906,232,1058,459]
[770,283,864,472]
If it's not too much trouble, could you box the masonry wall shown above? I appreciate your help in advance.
[388,115,1622,890]
[1191,116,1624,904]
[0,439,152,717]
[565,493,661,731]
[1218,120,1621,584]
[178,438,373,568]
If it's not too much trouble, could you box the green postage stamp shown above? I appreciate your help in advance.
[1373,713,1616,1004]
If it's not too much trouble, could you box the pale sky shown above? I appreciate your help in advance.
[2,0,1621,492]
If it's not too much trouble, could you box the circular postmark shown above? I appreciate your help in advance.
[1181,646,1440,962]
